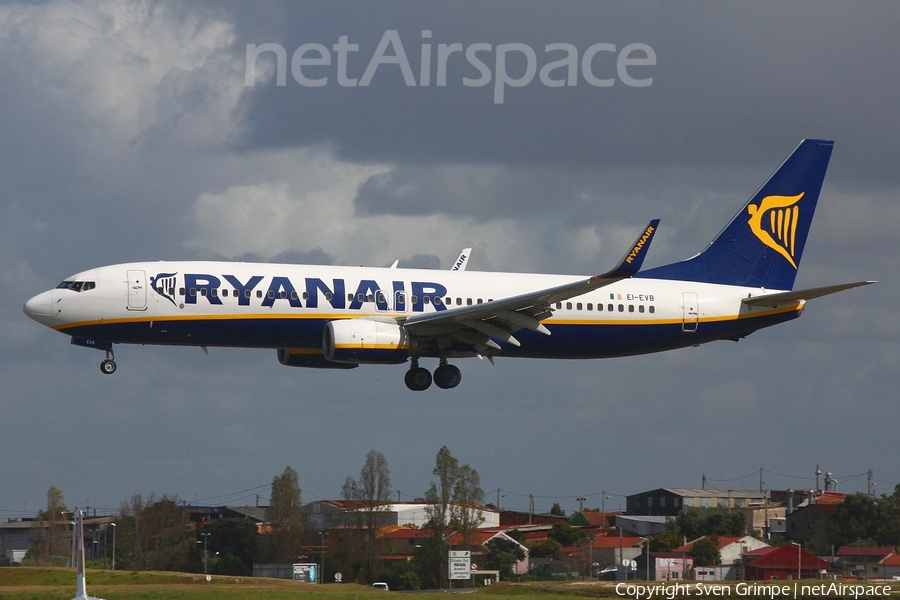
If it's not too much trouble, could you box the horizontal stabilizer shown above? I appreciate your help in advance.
[742,281,876,308]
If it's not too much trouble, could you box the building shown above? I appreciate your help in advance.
[672,535,771,580]
[615,515,670,536]
[300,500,499,532]
[835,547,895,579]
[626,489,766,517]
[744,545,828,580]
[634,551,693,581]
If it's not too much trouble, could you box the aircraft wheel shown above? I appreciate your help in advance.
[433,364,462,389]
[405,367,432,391]
[100,359,117,375]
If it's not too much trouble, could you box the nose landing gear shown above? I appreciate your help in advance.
[100,347,117,375]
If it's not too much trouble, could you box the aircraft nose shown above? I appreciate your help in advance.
[23,290,53,325]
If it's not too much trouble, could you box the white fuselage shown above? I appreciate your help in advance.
[24,260,802,361]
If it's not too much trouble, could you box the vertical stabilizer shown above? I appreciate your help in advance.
[637,139,834,290]
[72,509,104,600]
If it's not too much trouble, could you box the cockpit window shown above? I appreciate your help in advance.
[56,280,95,292]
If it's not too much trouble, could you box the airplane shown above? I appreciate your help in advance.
[72,509,105,600]
[23,139,874,391]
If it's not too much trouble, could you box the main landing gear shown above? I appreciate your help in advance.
[100,347,117,375]
[404,358,462,391]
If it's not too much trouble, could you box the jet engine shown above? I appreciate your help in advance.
[323,318,409,365]
[277,348,358,369]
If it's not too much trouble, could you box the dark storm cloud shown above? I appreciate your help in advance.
[230,2,900,180]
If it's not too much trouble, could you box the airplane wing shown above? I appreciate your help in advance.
[451,248,473,271]
[402,221,659,350]
[742,281,877,308]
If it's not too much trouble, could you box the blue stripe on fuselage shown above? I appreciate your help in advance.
[57,310,801,358]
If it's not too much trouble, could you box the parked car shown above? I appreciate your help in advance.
[372,582,389,591]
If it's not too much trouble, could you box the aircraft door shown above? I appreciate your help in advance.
[126,270,148,311]
[682,292,699,332]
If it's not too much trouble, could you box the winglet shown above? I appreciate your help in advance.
[601,219,660,279]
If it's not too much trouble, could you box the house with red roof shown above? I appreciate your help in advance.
[744,544,828,580]
[878,552,900,579]
[672,535,771,580]
[836,547,895,579]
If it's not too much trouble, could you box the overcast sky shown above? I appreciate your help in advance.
[2,0,898,519]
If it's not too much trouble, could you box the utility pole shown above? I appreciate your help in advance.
[868,470,875,497]
[759,467,763,493]
[702,474,706,489]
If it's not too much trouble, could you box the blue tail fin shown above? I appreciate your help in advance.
[636,139,834,290]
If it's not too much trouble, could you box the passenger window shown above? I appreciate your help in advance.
[639,305,645,313]
[477,299,483,304]
[457,298,462,305]
[397,293,405,304]
[649,306,655,314]
[410,295,418,304]
[366,294,374,302]
[348,293,354,301]
[466,298,472,306]
[267,290,275,299]
[424,296,430,304]
[179,287,185,296]
[566,302,572,310]
[628,305,634,312]
[325,292,333,301]
[290,291,298,300]
[445,297,451,305]
[222,289,228,297]
[280,291,288,299]
[618,304,624,312]
[233,289,238,296]
[587,303,593,311]
[556,302,562,309]
[357,294,365,302]
[200,288,207,297]
[608,304,614,311]
[433,296,442,305]
[244,290,250,298]
[377,292,386,303]
[302,292,309,300]
[256,290,263,298]
[211,288,218,297]
[576,303,583,311]
[189,288,197,297]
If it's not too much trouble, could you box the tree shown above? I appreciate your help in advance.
[481,537,525,579]
[673,507,745,540]
[31,487,69,565]
[690,536,720,567]
[526,538,562,559]
[548,522,592,547]
[200,518,258,575]
[423,446,459,586]
[340,450,393,583]
[262,466,304,562]
[550,503,565,516]
[450,464,485,547]
[115,493,192,571]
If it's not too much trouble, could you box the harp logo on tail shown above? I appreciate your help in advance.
[747,193,804,269]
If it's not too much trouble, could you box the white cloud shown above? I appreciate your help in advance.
[0,0,241,146]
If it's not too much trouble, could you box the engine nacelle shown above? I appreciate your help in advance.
[277,348,358,369]
[324,319,409,365]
